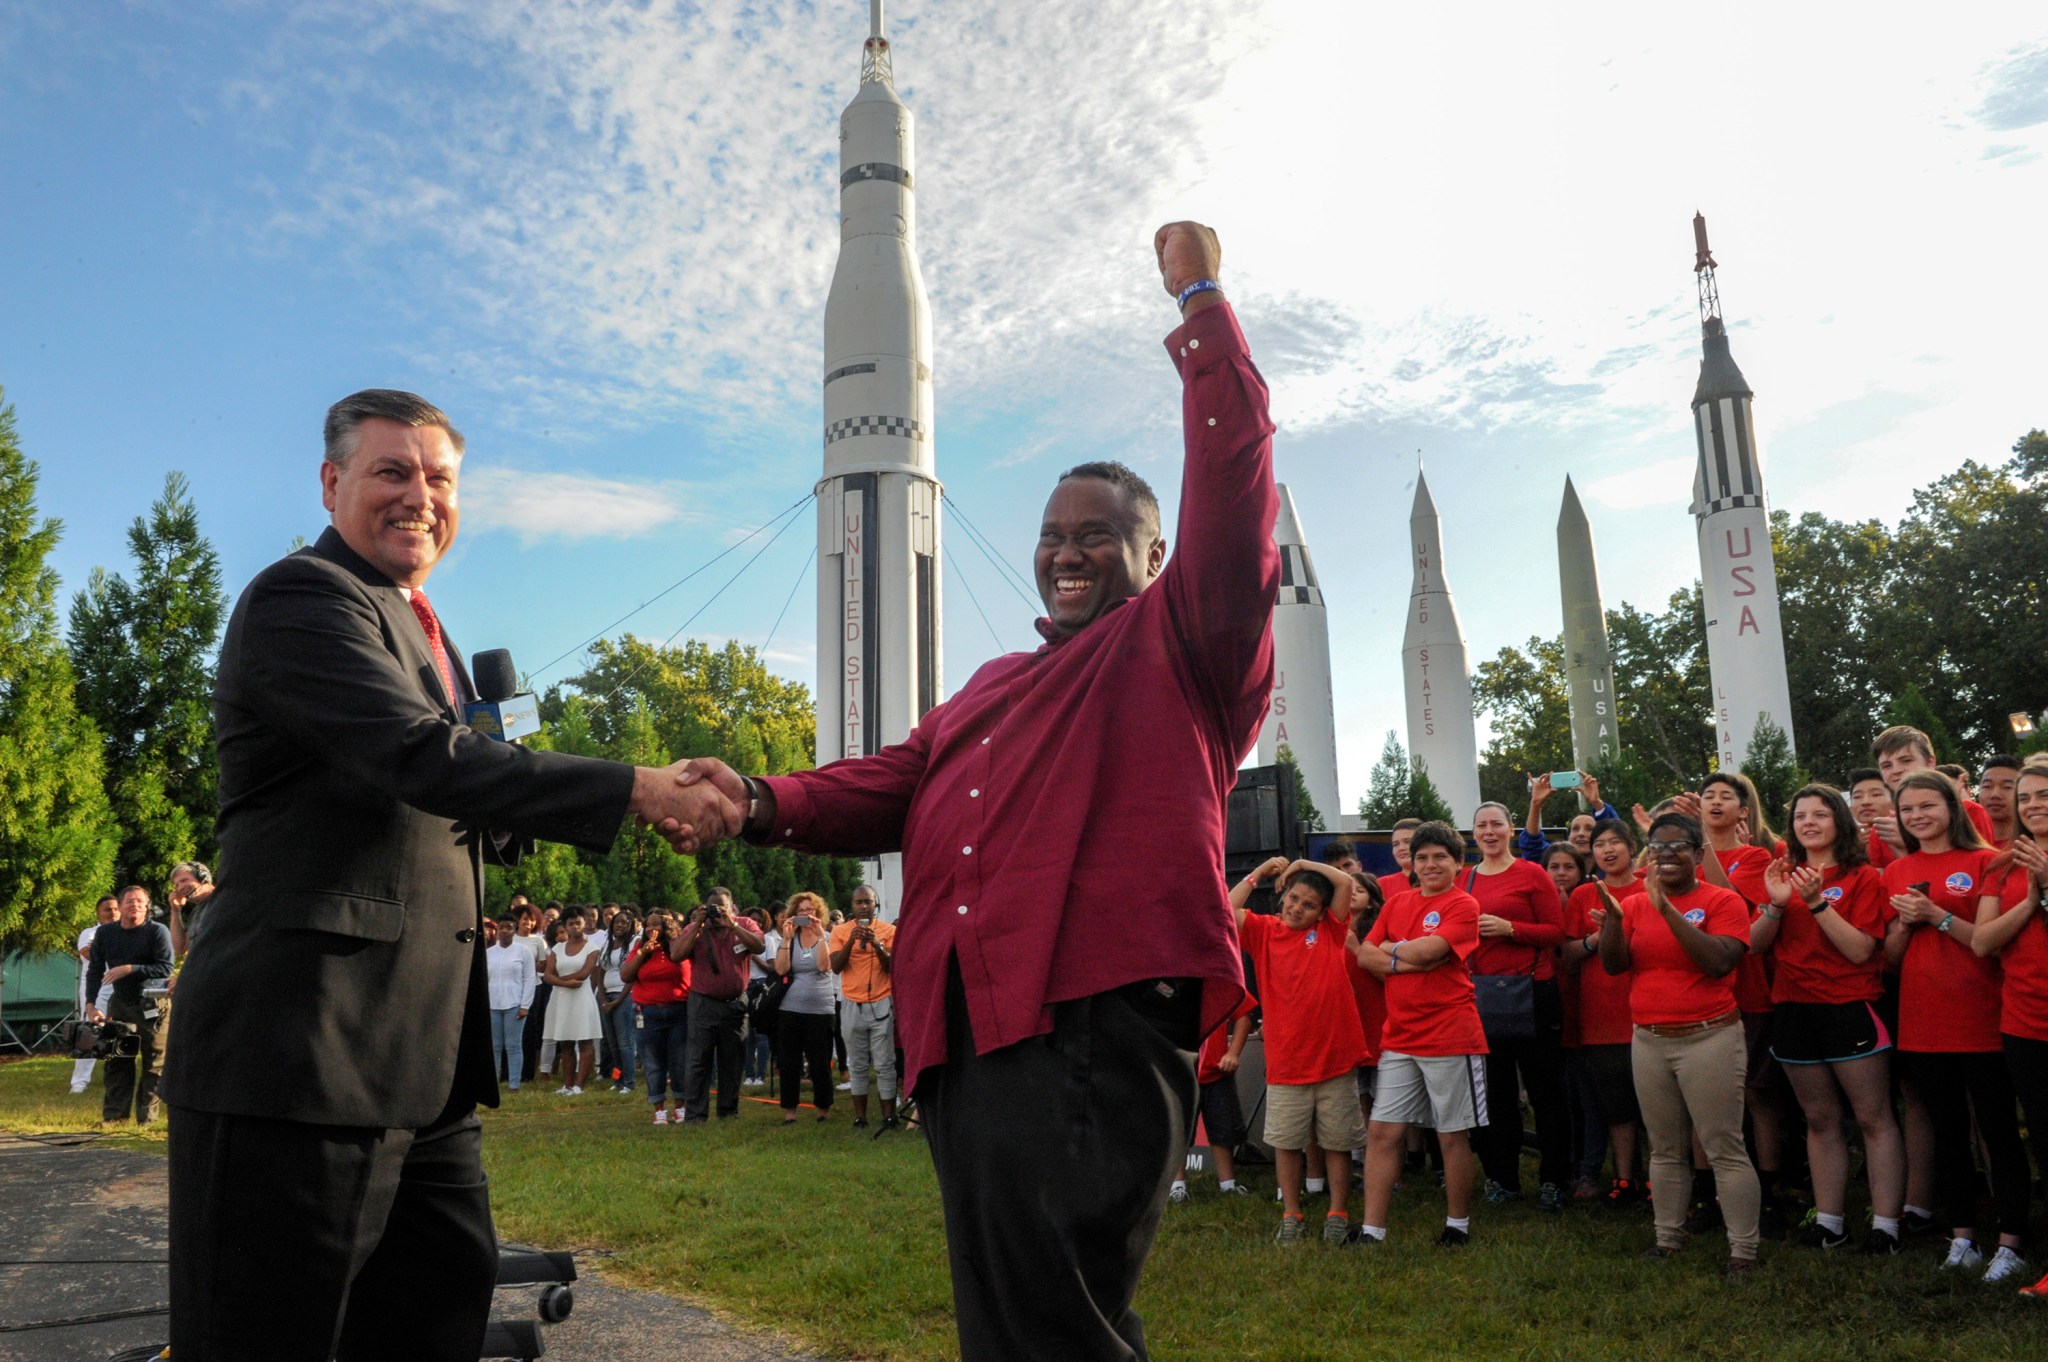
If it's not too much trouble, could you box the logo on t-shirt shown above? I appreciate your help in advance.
[1682,908,1707,925]
[1421,911,1442,933]
[1945,872,1975,895]
[1821,886,1843,904]
[1304,929,1318,946]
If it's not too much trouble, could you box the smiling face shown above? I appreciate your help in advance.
[1790,795,1838,855]
[1849,778,1891,828]
[1567,815,1597,852]
[117,888,150,928]
[1644,827,1700,890]
[1276,879,1329,931]
[1034,476,1163,637]
[1877,742,1935,791]
[1411,843,1458,895]
[2016,771,2048,838]
[321,418,460,588]
[1895,785,1952,848]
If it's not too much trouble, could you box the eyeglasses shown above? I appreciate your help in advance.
[1645,840,1695,856]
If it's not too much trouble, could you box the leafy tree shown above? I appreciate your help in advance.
[1740,713,1807,826]
[1359,731,1413,827]
[1606,587,1714,789]
[1276,743,1325,833]
[68,471,225,881]
[0,392,119,962]
[1473,634,1573,808]
[1772,508,1907,781]
[1882,683,1961,765]
[1585,745,1661,822]
[1406,758,1460,828]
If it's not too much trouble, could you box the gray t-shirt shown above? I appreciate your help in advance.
[780,928,835,1015]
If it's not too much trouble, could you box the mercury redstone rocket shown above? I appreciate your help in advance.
[1401,471,1481,822]
[1557,476,1622,770]
[1688,213,1795,771]
[1258,484,1341,825]
[816,2,939,911]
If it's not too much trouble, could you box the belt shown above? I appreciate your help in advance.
[1638,1009,1740,1039]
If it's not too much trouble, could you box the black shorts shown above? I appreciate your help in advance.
[1769,1000,1893,1066]
[1580,1043,1639,1125]
[1743,1010,1786,1089]
[1198,1075,1248,1151]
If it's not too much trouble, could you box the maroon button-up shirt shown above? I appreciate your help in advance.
[758,302,1278,1089]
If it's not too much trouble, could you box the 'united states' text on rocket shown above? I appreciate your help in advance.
[1402,471,1481,821]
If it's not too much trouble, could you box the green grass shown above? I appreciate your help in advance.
[5,1054,2043,1359]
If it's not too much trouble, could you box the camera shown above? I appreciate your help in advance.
[80,1019,141,1060]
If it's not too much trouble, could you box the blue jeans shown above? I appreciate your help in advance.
[602,996,638,1087]
[490,1006,525,1091]
[639,1002,689,1107]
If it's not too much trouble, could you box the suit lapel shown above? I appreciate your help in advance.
[310,527,461,719]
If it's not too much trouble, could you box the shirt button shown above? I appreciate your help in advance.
[970,788,980,798]
[1179,345,1187,356]
[1188,337,1200,348]
[963,846,973,856]
[957,905,969,915]
[1207,417,1217,426]
[981,736,990,746]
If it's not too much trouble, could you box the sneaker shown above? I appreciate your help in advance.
[568,1086,584,1096]
[1725,1258,1757,1284]
[1940,1238,1984,1271]
[851,1118,870,1130]
[1571,1176,1601,1201]
[1537,1183,1565,1214]
[1168,1184,1190,1205]
[1274,1213,1306,1245]
[1797,1222,1850,1250]
[1484,1180,1522,1205]
[1858,1229,1903,1256]
[1219,1184,1254,1198]
[1342,1227,1385,1249]
[554,1085,574,1096]
[1682,1199,1724,1235]
[68,1083,87,1095]
[1322,1213,1351,1245]
[874,1116,902,1136]
[1434,1226,1470,1248]
[651,1109,669,1125]
[1901,1209,1937,1237]
[1604,1178,1643,1208]
[1983,1246,2029,1283]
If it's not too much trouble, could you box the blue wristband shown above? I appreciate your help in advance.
[1176,278,1221,309]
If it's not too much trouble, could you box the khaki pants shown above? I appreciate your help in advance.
[1632,1018,1760,1259]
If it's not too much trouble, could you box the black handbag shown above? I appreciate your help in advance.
[1467,868,1537,1039]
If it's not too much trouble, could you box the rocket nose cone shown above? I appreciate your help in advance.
[1273,484,1308,547]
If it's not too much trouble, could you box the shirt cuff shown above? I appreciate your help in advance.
[1163,300,1249,379]
[753,774,812,844]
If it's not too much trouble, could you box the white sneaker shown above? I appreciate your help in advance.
[652,1109,669,1125]
[1168,1184,1189,1205]
[568,1086,584,1096]
[554,1085,574,1097]
[1941,1238,1983,1270]
[1984,1246,2028,1283]
[69,1083,87,1095]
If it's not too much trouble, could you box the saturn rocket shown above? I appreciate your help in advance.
[1557,476,1621,770]
[1688,213,1795,771]
[1258,484,1342,825]
[816,2,939,911]
[1401,471,1481,822]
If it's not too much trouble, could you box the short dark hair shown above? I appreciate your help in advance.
[1846,767,1884,788]
[1784,783,1869,870]
[1056,461,1159,533]
[1647,812,1704,849]
[1983,753,2023,775]
[1323,838,1357,863]
[1284,868,1337,908]
[1589,819,1637,852]
[1544,844,1591,881]
[324,389,465,466]
[118,884,151,902]
[1409,821,1465,862]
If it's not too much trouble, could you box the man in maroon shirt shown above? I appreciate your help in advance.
[672,221,1276,1362]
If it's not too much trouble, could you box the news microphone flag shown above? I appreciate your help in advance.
[466,649,541,742]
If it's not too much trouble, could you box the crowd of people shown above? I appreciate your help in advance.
[1173,724,2048,1295]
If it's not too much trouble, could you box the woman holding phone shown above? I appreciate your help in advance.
[623,910,691,1124]
[775,892,839,1125]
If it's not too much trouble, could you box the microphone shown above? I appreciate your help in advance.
[463,649,541,742]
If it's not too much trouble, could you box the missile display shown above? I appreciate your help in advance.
[1557,476,1621,771]
[817,1,940,914]
[1687,213,1796,771]
[1401,470,1481,823]
[1258,484,1341,825]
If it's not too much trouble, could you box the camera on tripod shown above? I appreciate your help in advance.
[78,1018,141,1059]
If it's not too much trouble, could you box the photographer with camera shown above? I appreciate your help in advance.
[85,885,174,1124]
[774,892,838,1125]
[829,885,899,1130]
[670,887,765,1122]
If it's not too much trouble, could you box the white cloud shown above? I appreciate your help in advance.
[459,468,691,542]
[1582,455,1696,513]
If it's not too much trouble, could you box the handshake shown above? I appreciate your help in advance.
[627,758,759,857]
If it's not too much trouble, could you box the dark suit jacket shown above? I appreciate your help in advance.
[163,528,635,1129]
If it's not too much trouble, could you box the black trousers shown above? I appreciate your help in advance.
[919,968,1199,1362]
[1473,980,1572,1192]
[102,993,168,1124]
[2005,1033,2048,1197]
[776,1010,838,1111]
[683,992,746,1119]
[167,1098,495,1361]
[1900,1049,2031,1238]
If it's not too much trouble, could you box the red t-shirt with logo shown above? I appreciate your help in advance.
[1197,990,1261,1085]
[1991,871,2048,1044]
[1367,887,1487,1057]
[1464,859,1567,980]
[1567,878,1640,1046]
[1711,844,1775,1013]
[1884,849,2003,1053]
[1867,800,1996,870]
[1345,943,1388,1067]
[1237,911,1370,1085]
[1620,882,1750,1026]
[1768,863,1889,1005]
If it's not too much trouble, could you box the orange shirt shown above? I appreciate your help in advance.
[830,919,897,1002]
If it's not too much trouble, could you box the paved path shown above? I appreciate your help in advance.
[0,1131,817,1362]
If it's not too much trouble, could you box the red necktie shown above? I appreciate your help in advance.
[407,590,457,707]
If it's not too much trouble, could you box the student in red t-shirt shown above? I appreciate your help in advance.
[1882,770,2030,1281]
[1868,725,1998,867]
[1972,765,2048,1296]
[1349,821,1488,1248]
[1170,992,1257,1205]
[1752,783,1904,1254]
[1976,755,2022,849]
[1595,811,1761,1278]
[1231,857,1369,1245]
[1544,843,1603,1199]
[1465,801,1571,1212]
[1562,821,1645,1206]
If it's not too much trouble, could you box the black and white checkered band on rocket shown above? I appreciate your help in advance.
[1698,493,1765,516]
[826,414,925,447]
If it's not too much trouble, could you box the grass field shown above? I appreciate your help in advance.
[4,1054,2042,1360]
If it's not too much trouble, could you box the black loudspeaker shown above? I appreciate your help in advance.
[1224,764,1302,907]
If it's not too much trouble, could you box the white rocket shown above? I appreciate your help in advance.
[1401,471,1481,823]
[1258,484,1341,827]
[1557,476,1621,770]
[1688,213,1795,771]
[816,1,939,913]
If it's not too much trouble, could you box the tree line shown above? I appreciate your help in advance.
[0,389,858,957]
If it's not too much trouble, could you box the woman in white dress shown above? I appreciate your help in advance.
[542,910,604,1095]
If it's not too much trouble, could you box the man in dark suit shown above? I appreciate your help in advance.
[162,389,732,1361]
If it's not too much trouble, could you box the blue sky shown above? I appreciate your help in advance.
[5,2,2044,809]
